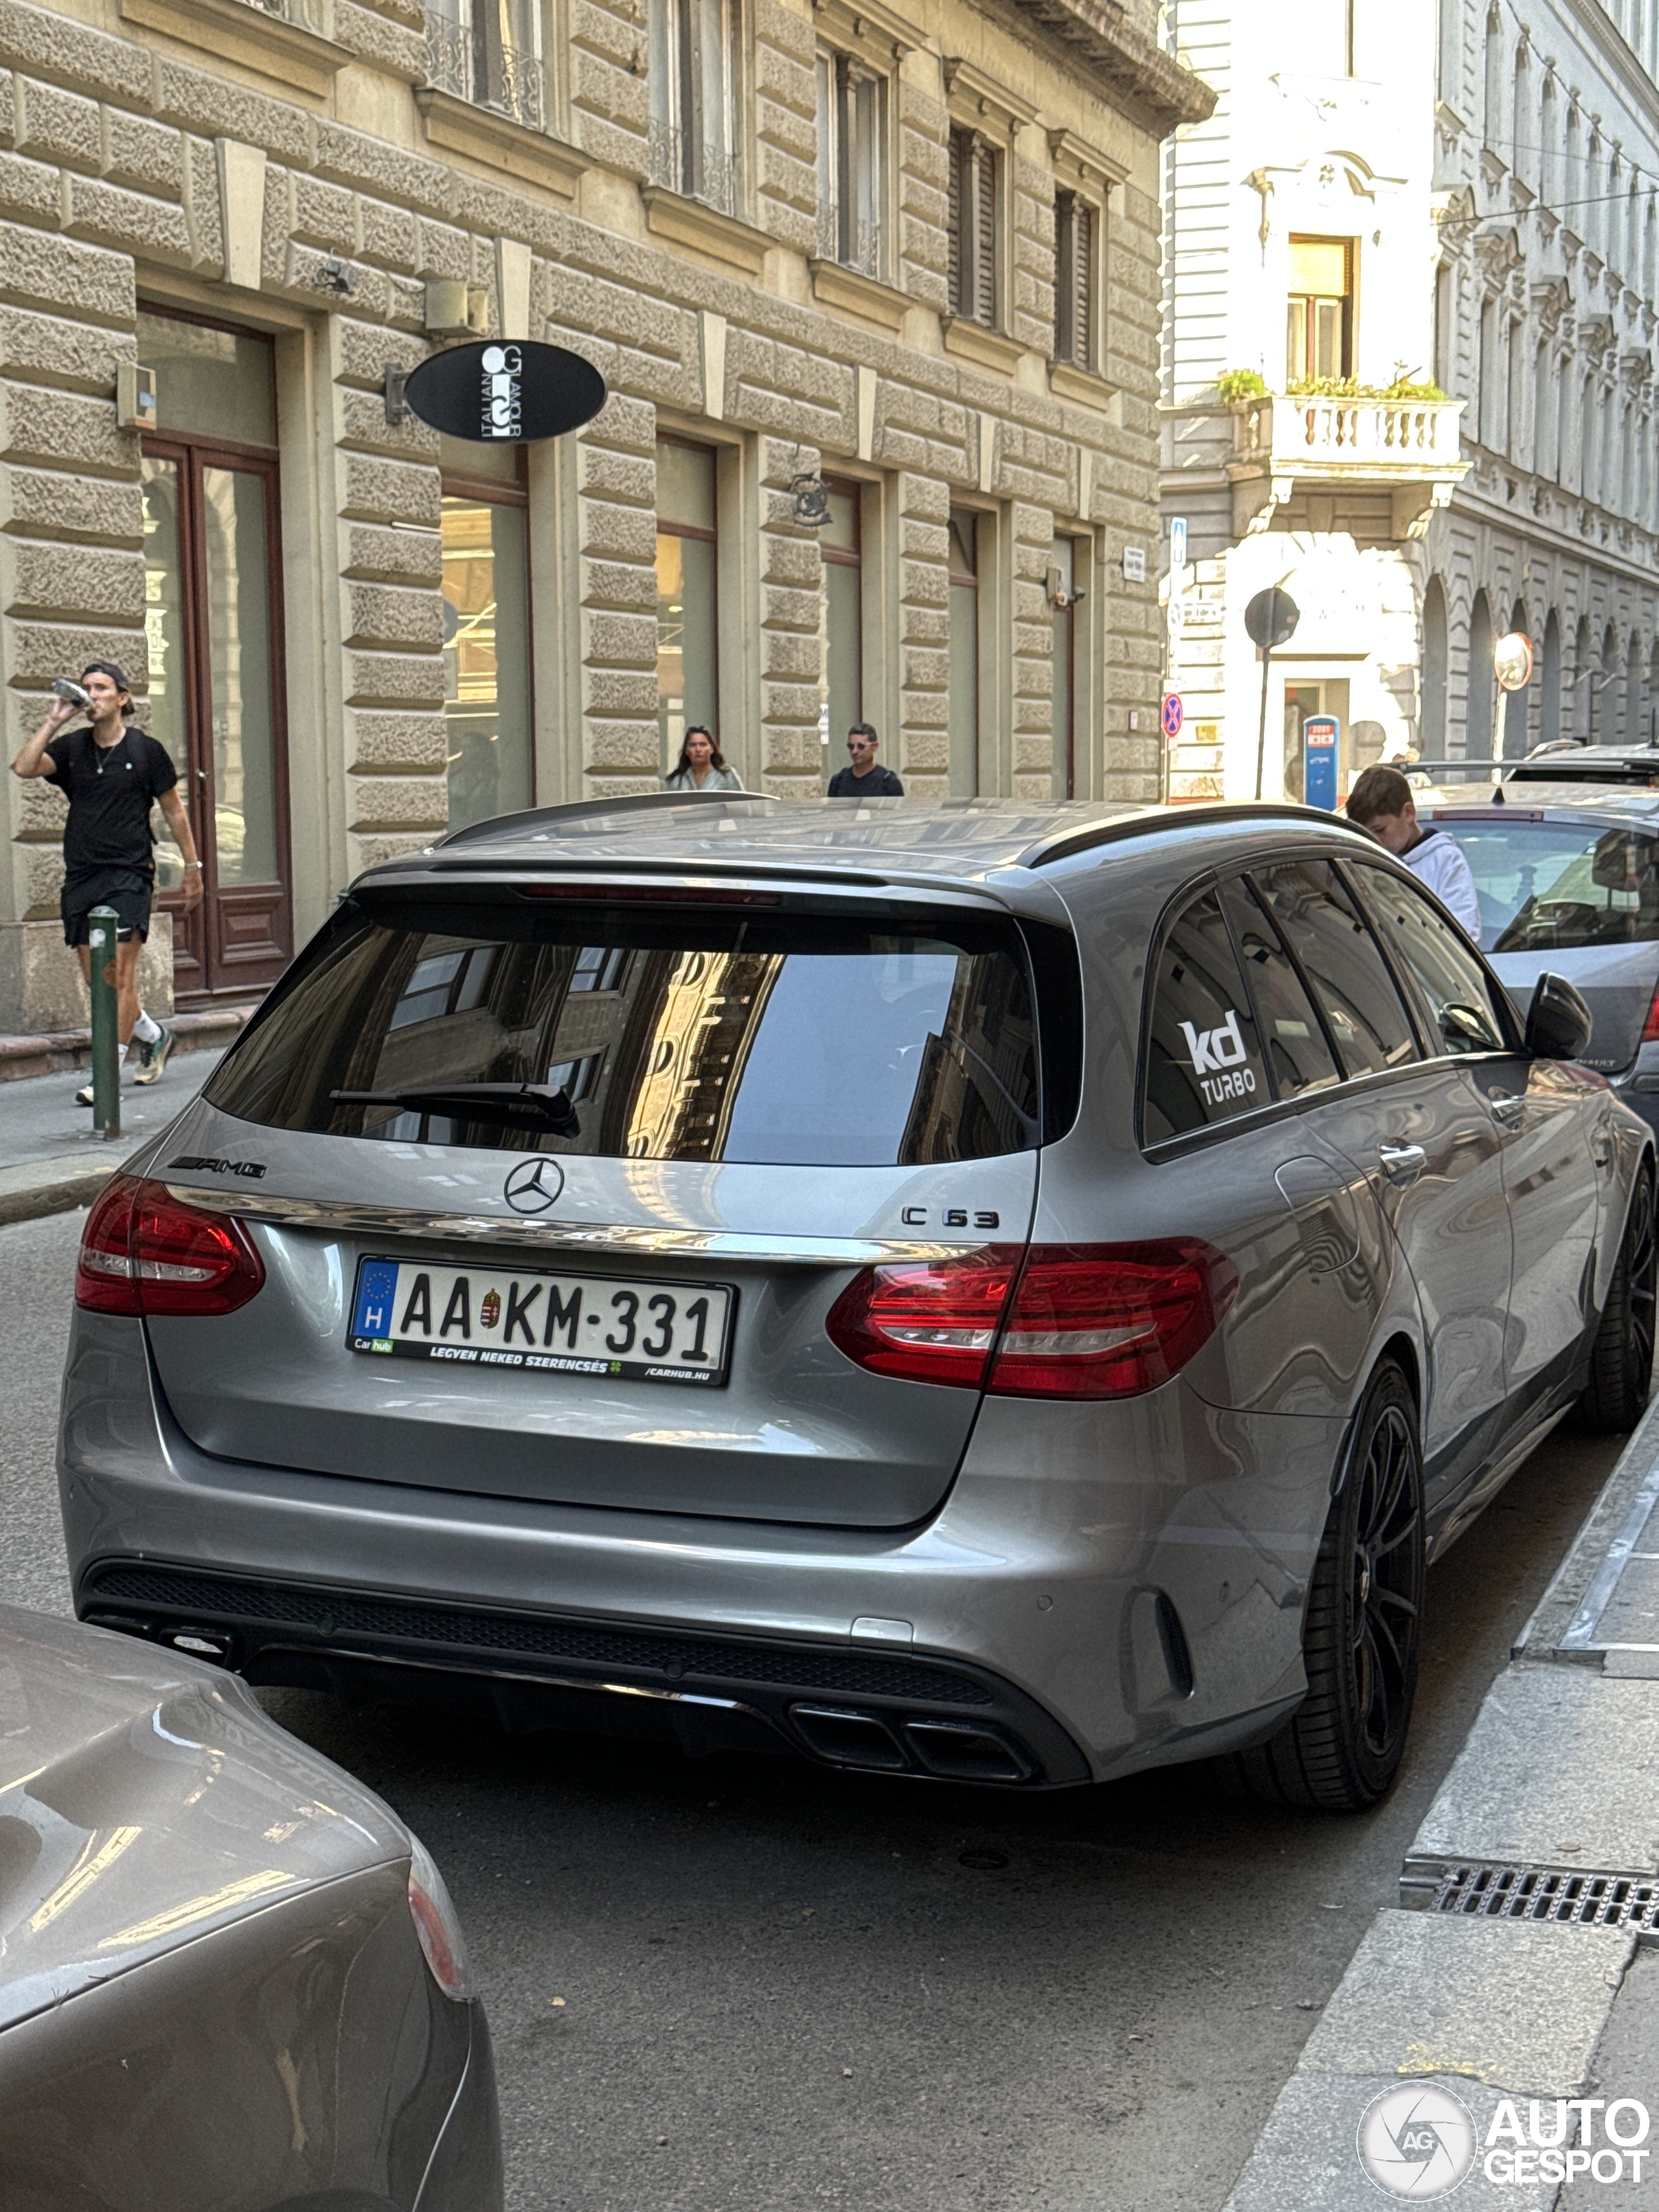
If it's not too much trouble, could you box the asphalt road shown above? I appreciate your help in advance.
[1,1206,1629,2211]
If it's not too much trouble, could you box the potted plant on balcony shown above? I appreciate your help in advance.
[1216,368,1270,408]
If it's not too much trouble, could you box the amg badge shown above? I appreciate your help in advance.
[167,1154,268,1180]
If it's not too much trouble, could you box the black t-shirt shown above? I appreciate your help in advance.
[45,726,179,876]
[827,763,905,797]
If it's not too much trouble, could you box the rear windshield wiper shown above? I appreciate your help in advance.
[329,1082,580,1137]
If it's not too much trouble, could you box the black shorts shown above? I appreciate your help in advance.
[62,881,152,946]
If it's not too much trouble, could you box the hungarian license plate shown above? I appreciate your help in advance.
[347,1255,735,1386]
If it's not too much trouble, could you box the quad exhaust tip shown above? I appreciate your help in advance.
[789,1705,1037,1783]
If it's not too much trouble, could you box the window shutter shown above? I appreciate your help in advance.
[973,139,996,325]
[947,130,965,314]
[1287,237,1349,297]
[1074,200,1093,366]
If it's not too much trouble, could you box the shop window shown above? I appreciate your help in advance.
[648,0,738,214]
[656,438,719,768]
[818,477,863,776]
[1053,191,1097,370]
[947,507,981,795]
[137,304,290,1001]
[423,0,543,126]
[817,49,885,277]
[947,129,999,327]
[441,436,533,835]
[1286,236,1353,383]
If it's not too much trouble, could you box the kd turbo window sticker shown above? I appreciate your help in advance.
[1179,1007,1260,1108]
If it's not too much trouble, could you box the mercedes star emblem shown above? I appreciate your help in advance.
[503,1157,565,1214]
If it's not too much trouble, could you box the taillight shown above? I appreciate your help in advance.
[826,1240,1236,1401]
[988,1240,1237,1399]
[826,1246,1026,1388]
[406,1832,473,2000]
[75,1172,265,1317]
[1643,978,1659,1045]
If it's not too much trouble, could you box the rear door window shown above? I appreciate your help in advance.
[1143,887,1270,1141]
[205,899,1044,1167]
[1216,876,1341,1100]
[1432,815,1659,949]
[1347,863,1514,1056]
[1247,859,1421,1078]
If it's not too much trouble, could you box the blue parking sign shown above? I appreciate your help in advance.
[1303,716,1339,810]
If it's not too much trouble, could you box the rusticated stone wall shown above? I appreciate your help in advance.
[0,0,1205,1030]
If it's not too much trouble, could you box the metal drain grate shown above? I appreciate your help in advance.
[1432,1861,1659,1934]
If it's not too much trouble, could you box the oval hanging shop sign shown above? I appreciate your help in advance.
[402,341,608,444]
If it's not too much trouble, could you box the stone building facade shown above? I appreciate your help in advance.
[1159,0,1659,803]
[0,0,1210,1032]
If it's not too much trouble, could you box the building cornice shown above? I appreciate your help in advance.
[986,0,1215,137]
[1556,0,1659,139]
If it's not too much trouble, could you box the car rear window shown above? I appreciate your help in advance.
[1431,817,1659,949]
[205,897,1048,1167]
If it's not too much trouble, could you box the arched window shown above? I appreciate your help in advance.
[1541,610,1562,746]
[1503,600,1530,758]
[1421,576,1448,752]
[1581,374,1599,499]
[1540,75,1557,207]
[1636,179,1654,285]
[1511,44,1530,183]
[1588,137,1604,260]
[1573,615,1593,740]
[1592,621,1618,740]
[1557,357,1573,485]
[1467,588,1494,758]
[1533,342,1556,478]
[1483,8,1505,154]
[1627,632,1645,745]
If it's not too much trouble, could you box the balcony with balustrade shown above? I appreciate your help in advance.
[1225,392,1468,541]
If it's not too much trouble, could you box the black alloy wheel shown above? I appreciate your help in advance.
[1219,1361,1424,1813]
[1575,1168,1657,1436]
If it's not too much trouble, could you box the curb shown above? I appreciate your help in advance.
[0,1151,129,1227]
[0,1003,255,1084]
[1224,1403,1659,2211]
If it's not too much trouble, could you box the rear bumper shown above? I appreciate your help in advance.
[59,1313,1338,1787]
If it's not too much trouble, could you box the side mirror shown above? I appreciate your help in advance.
[1524,971,1593,1061]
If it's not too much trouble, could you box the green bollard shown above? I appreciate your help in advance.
[87,905,121,1141]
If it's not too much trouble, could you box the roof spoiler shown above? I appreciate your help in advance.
[435,790,776,849]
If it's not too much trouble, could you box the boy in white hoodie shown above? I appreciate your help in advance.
[1345,764,1482,942]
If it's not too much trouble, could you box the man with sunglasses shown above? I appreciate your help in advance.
[826,722,904,798]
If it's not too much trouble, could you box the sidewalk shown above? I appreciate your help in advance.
[1225,1393,1659,2209]
[0,1047,225,1225]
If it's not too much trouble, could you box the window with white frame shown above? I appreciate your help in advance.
[1053,189,1098,369]
[424,0,543,127]
[817,49,885,276]
[647,0,739,215]
[947,128,1000,326]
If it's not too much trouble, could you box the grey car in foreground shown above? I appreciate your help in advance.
[0,1604,501,2211]
[58,797,1656,1811]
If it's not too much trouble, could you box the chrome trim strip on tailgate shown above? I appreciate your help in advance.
[166,1186,987,1265]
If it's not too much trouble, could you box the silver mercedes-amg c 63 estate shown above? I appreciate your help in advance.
[59,797,1656,1811]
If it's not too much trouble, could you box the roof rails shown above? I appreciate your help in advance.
[1018,801,1359,870]
[435,789,776,849]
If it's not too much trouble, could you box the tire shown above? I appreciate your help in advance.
[1215,1361,1425,1813]
[1574,1170,1658,1436]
